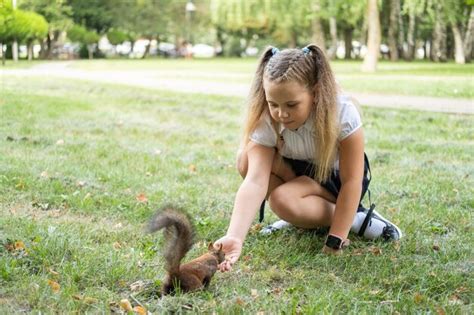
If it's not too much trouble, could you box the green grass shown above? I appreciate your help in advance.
[0,75,473,313]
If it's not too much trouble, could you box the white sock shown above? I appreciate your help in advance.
[350,212,386,240]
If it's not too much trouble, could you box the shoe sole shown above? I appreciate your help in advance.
[371,209,403,239]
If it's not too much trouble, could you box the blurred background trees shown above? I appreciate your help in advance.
[1,0,472,65]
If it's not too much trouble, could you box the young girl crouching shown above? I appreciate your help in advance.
[214,45,402,271]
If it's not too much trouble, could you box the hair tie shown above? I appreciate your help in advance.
[271,47,280,55]
[302,47,310,55]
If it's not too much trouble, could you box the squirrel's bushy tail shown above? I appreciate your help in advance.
[148,207,195,275]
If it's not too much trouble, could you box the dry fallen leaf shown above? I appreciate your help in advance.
[251,289,259,298]
[14,241,26,251]
[40,171,49,179]
[133,305,147,315]
[250,223,262,233]
[136,193,148,203]
[369,246,382,255]
[432,244,440,251]
[414,292,423,304]
[113,242,122,250]
[235,297,245,306]
[130,280,146,292]
[120,299,133,312]
[48,268,59,276]
[56,139,65,146]
[448,294,463,305]
[48,280,60,293]
[84,297,98,304]
[76,180,86,187]
[189,164,197,172]
[72,294,83,301]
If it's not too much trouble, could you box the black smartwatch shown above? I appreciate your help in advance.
[325,234,346,250]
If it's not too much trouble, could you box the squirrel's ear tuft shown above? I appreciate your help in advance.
[208,242,214,251]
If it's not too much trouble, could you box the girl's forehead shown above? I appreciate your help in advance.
[263,79,309,95]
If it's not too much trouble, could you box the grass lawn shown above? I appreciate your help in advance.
[0,73,473,313]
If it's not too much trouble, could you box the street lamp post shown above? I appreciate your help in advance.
[185,0,196,44]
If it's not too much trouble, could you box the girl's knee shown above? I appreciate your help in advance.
[269,186,294,218]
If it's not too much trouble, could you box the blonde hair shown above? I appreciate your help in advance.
[242,44,340,183]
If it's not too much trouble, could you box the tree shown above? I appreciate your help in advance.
[21,11,49,60]
[387,0,400,61]
[67,24,99,59]
[19,0,73,59]
[464,7,474,61]
[330,0,366,59]
[362,0,381,72]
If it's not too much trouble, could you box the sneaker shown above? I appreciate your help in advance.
[260,220,292,235]
[355,206,403,241]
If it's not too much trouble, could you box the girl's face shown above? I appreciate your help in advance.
[263,79,314,130]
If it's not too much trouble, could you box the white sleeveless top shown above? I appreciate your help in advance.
[249,95,362,169]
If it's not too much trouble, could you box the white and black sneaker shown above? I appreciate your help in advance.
[352,205,403,241]
[260,220,292,235]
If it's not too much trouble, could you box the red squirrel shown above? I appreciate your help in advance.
[148,207,225,295]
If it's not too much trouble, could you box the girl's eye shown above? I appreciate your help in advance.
[268,103,278,108]
[287,103,298,108]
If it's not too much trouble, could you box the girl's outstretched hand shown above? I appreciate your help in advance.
[213,235,243,272]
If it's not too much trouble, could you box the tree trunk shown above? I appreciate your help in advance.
[344,28,353,59]
[403,9,416,60]
[431,3,447,62]
[397,4,405,58]
[87,45,94,60]
[27,41,33,61]
[12,40,18,62]
[311,1,326,52]
[142,37,153,59]
[464,7,474,61]
[451,23,465,64]
[388,0,400,61]
[1,43,5,66]
[362,0,381,72]
[328,16,338,59]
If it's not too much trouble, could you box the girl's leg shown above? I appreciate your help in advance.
[268,176,337,229]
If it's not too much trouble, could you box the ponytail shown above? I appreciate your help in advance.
[241,46,277,145]
[304,44,339,183]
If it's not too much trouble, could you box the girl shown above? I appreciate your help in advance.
[214,44,402,272]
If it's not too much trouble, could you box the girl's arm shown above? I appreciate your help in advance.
[326,128,365,247]
[226,142,275,241]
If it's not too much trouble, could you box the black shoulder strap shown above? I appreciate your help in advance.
[259,200,265,223]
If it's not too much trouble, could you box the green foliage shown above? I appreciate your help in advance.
[0,2,48,44]
[68,24,99,45]
[106,29,128,45]
[19,0,73,33]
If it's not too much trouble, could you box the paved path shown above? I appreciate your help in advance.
[2,62,472,114]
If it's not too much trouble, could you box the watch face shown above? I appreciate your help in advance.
[326,235,343,249]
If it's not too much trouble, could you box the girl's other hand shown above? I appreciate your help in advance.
[213,235,243,272]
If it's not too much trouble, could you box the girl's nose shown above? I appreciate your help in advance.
[279,110,289,118]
